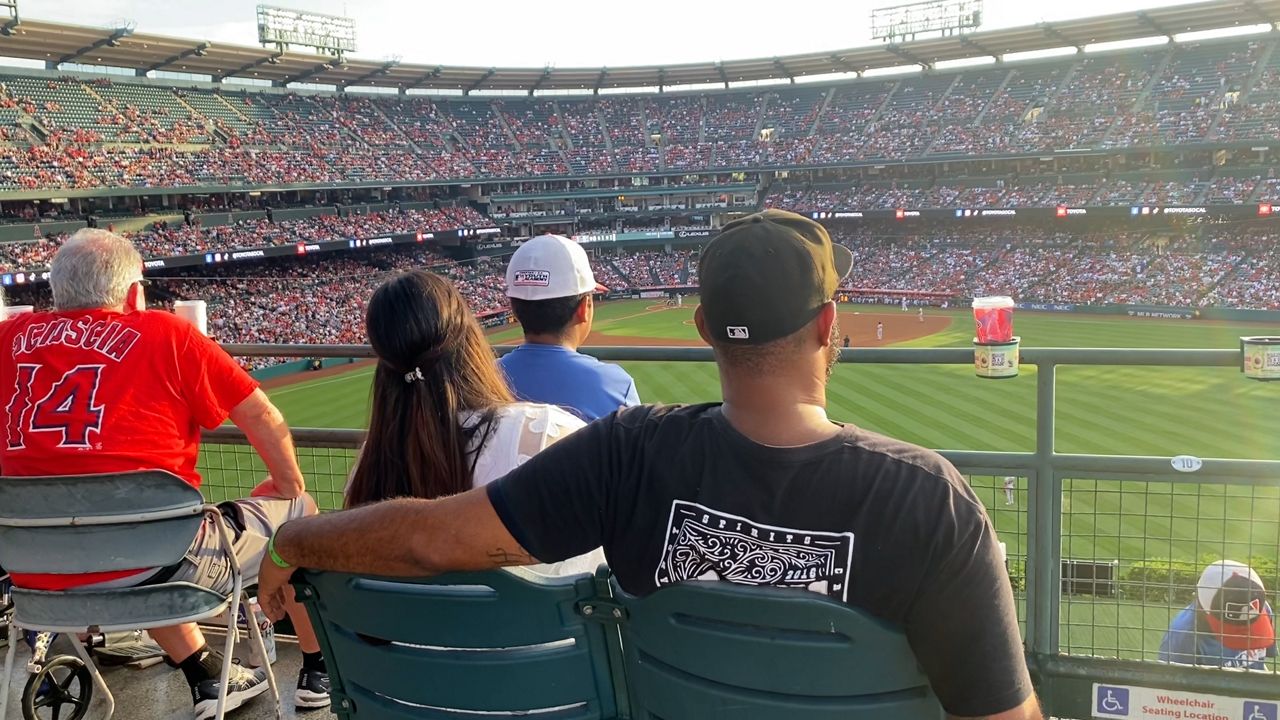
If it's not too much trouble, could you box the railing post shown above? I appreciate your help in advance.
[1026,362,1061,663]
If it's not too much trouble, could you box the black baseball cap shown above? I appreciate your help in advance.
[699,209,854,345]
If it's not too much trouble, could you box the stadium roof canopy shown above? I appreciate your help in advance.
[0,0,1277,93]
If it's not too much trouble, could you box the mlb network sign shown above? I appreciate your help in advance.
[1093,683,1277,720]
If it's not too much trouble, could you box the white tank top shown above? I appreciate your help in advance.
[346,402,607,577]
[464,403,606,577]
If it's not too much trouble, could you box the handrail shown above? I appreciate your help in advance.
[203,425,362,448]
[226,343,1244,366]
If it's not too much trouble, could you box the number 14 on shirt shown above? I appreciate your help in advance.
[6,364,106,449]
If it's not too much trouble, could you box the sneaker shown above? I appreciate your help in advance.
[294,667,331,710]
[192,663,270,720]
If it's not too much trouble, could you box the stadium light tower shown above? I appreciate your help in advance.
[256,4,357,60]
[0,0,19,36]
[871,0,984,43]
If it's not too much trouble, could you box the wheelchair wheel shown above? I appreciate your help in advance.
[21,654,92,720]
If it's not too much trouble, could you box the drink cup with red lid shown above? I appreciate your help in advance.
[973,296,1015,343]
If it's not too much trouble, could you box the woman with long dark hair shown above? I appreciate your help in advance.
[345,269,602,576]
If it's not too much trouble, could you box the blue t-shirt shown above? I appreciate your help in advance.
[498,343,640,422]
[1158,603,1277,669]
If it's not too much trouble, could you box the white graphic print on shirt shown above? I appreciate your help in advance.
[655,500,855,601]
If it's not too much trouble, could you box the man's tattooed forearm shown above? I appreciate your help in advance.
[487,547,535,566]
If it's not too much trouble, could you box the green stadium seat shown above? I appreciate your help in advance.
[293,568,620,719]
[611,577,944,720]
[294,566,943,720]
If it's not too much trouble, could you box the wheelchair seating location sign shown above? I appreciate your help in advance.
[1093,683,1277,720]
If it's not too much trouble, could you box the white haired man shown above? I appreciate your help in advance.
[0,229,329,719]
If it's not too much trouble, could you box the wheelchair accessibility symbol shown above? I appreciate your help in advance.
[1096,686,1130,716]
[1245,702,1277,720]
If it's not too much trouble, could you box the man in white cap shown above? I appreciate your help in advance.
[1159,560,1277,669]
[499,234,640,421]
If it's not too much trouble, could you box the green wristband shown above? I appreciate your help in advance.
[267,532,292,569]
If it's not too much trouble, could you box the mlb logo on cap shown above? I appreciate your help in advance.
[726,326,749,340]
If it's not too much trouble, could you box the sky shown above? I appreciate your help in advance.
[28,0,1219,68]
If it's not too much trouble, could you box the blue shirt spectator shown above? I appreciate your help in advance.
[502,234,641,421]
[499,343,639,421]
[1158,603,1277,669]
[1158,561,1277,670]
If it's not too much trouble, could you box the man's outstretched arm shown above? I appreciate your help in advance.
[257,487,531,620]
[228,388,305,499]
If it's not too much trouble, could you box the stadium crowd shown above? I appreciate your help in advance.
[0,37,1279,189]
[822,225,1266,308]
[33,219,1250,373]
[8,219,1280,370]
[0,206,489,272]
[151,248,508,370]
[763,176,1238,211]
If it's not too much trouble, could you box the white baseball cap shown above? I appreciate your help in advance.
[505,234,605,301]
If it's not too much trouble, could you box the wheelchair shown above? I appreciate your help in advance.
[1,572,164,720]
[3,571,93,720]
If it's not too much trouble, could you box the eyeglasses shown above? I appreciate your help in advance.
[131,277,150,288]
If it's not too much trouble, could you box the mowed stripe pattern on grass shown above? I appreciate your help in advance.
[624,360,1278,459]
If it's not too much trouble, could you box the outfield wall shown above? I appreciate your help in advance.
[250,356,360,381]
[1019,302,1280,323]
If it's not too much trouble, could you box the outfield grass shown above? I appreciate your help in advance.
[265,300,1280,458]
[196,300,1280,664]
[590,301,1280,458]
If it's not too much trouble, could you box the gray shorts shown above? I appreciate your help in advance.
[162,496,313,596]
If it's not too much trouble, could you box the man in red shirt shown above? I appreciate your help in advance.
[0,229,328,719]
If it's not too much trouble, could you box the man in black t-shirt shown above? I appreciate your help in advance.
[258,209,1041,720]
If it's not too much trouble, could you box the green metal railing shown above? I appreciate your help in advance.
[201,344,1280,719]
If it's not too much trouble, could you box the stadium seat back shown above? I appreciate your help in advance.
[611,577,944,720]
[294,569,618,720]
[0,470,205,574]
[0,470,279,719]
